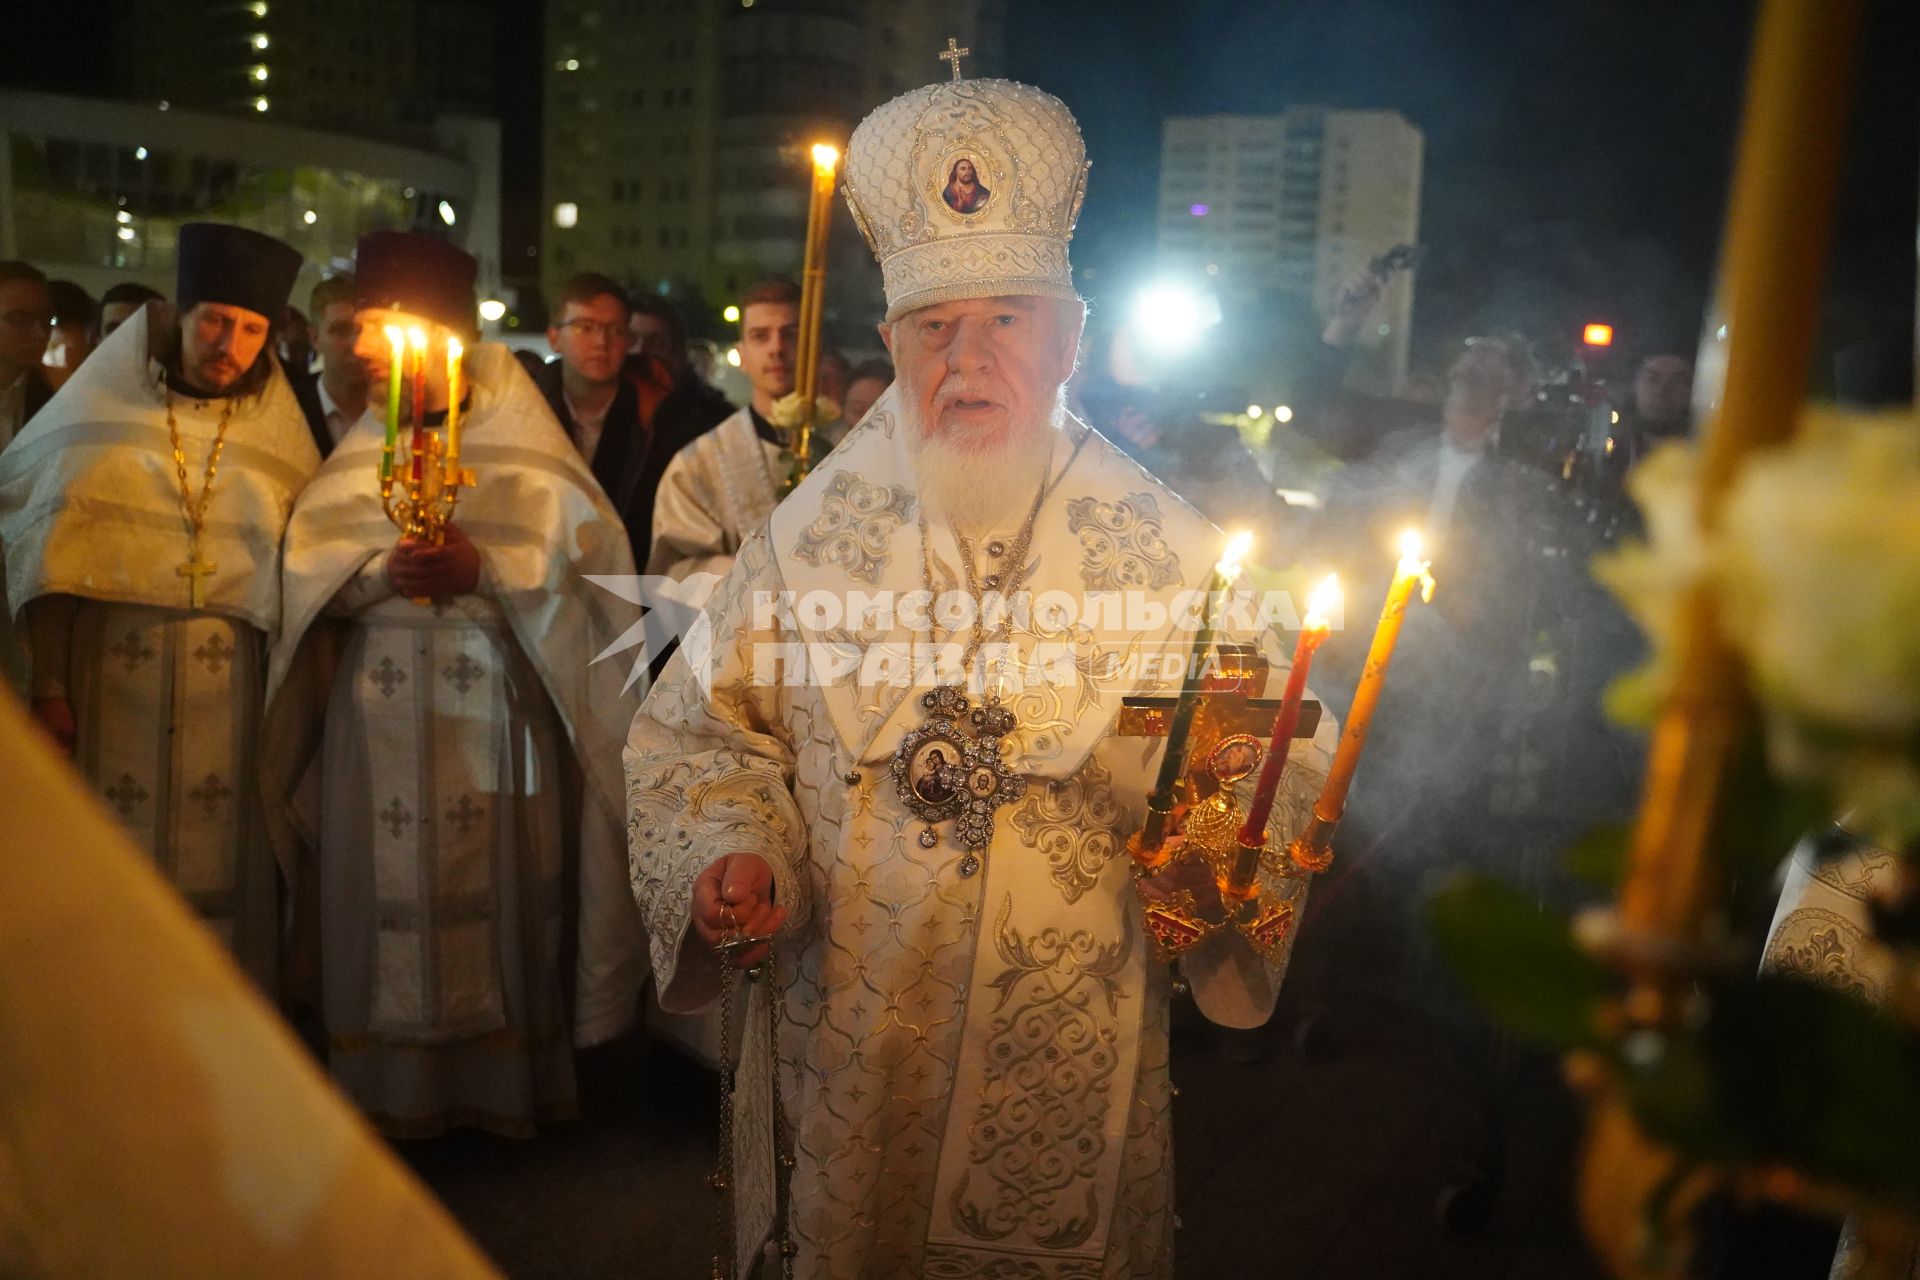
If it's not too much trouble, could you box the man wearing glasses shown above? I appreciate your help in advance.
[539,272,700,569]
[0,261,55,448]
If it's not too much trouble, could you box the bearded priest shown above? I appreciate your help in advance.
[0,222,312,988]
[268,232,647,1138]
[625,70,1338,1277]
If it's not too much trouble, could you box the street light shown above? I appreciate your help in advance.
[553,202,578,228]
[722,305,740,323]
[302,209,317,225]
[1129,282,1220,355]
[478,299,507,323]
[438,200,457,227]
[1275,404,1294,423]
[253,97,269,113]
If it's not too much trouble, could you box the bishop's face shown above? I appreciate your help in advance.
[180,302,271,394]
[881,295,1081,455]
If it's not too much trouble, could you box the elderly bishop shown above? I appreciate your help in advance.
[625,72,1337,1277]
[0,223,313,987]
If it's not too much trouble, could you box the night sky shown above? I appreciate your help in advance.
[1010,0,1918,386]
[6,0,1914,388]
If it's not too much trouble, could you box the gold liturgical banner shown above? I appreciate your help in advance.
[0,687,499,1279]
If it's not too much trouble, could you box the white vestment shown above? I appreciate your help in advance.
[648,406,788,584]
[0,310,317,986]
[269,344,648,1137]
[626,387,1337,1278]
[1761,836,1916,1280]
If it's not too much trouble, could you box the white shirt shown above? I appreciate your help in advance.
[316,379,357,446]
[564,393,611,464]
[1427,436,1486,540]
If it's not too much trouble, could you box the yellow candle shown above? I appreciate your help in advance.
[445,336,463,465]
[793,142,840,448]
[1313,530,1433,825]
[1616,0,1864,940]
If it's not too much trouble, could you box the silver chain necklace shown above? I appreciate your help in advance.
[891,431,1087,876]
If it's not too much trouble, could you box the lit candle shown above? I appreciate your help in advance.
[381,324,404,485]
[1237,573,1340,847]
[1139,529,1254,852]
[444,336,463,466]
[1300,531,1435,861]
[407,326,428,485]
[789,142,840,481]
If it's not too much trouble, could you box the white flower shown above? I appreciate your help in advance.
[1598,409,1920,840]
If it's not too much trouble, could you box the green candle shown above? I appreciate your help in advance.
[1140,529,1252,849]
[380,324,404,484]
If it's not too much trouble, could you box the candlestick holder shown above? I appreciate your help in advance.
[382,433,476,545]
[1119,642,1326,964]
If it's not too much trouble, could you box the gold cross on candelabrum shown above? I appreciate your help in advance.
[176,556,216,610]
[1117,641,1324,965]
[939,37,970,81]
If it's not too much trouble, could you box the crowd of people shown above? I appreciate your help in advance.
[0,61,1702,1279]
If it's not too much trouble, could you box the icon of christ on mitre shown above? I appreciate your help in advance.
[624,54,1339,1279]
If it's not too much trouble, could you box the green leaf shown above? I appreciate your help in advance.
[1428,873,1611,1051]
[1565,823,1632,890]
[1624,975,1920,1204]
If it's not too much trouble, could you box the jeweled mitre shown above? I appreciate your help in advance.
[843,77,1090,321]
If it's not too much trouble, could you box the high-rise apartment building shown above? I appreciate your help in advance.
[108,0,498,138]
[1157,109,1422,391]
[541,0,1005,339]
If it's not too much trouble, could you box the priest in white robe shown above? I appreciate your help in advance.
[268,232,647,1139]
[649,277,848,587]
[0,223,312,989]
[1761,829,1916,1280]
[626,72,1338,1278]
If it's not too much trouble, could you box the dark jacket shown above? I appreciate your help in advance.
[535,356,729,570]
[288,368,335,459]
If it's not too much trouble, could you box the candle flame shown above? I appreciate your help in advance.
[1305,573,1341,629]
[446,336,463,361]
[1217,529,1253,581]
[384,324,404,351]
[407,326,428,352]
[811,143,841,175]
[1398,529,1425,563]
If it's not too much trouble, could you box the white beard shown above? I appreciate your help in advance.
[907,389,1065,536]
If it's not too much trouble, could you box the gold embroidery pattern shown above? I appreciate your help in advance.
[793,470,916,586]
[950,896,1131,1247]
[1763,909,1882,1002]
[1010,759,1123,905]
[1064,492,1182,592]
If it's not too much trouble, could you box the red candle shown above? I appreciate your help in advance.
[407,326,427,484]
[1238,575,1340,846]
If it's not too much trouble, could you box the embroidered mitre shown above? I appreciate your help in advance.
[842,76,1090,321]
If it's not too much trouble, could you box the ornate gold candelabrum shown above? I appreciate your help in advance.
[381,430,474,545]
[1119,642,1327,965]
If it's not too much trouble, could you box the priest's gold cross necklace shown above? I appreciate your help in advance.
[165,388,233,610]
[893,430,1088,876]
